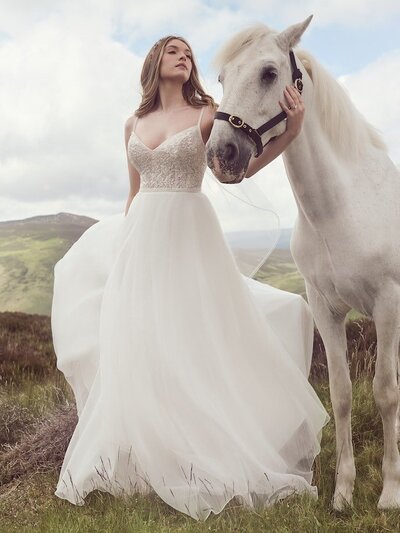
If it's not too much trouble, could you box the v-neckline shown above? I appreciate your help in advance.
[131,124,201,152]
[130,107,205,152]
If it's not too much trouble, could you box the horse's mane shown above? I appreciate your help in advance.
[211,23,275,74]
[212,24,387,158]
[296,49,386,158]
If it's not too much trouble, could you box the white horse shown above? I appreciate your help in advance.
[206,16,400,510]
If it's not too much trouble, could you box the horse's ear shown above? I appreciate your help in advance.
[276,15,313,50]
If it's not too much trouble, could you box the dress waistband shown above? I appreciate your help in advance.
[139,186,201,193]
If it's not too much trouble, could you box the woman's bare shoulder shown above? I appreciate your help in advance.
[200,102,218,143]
[124,112,139,145]
[204,101,218,113]
[202,102,218,125]
[125,112,138,132]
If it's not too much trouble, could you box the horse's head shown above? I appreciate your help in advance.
[206,16,313,183]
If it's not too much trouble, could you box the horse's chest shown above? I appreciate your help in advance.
[291,224,377,316]
[331,274,376,316]
[291,225,335,290]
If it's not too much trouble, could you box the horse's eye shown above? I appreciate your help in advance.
[261,68,277,84]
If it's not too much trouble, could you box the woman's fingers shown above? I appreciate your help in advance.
[286,85,302,108]
[279,85,305,138]
[280,85,303,112]
[284,87,296,109]
[279,99,290,112]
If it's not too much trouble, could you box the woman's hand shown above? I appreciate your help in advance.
[244,85,305,179]
[279,85,304,139]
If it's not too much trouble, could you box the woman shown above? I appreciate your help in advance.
[52,35,329,521]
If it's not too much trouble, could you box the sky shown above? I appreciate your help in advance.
[0,0,399,227]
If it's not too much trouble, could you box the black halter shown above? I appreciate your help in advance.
[214,50,304,158]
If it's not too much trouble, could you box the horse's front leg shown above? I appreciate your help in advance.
[306,282,354,510]
[373,293,400,509]
[397,343,400,442]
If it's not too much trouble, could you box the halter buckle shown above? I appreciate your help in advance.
[228,115,244,128]
[294,78,303,93]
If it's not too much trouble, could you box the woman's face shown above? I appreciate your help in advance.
[159,39,192,83]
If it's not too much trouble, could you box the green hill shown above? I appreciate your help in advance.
[0,213,97,315]
[255,248,307,297]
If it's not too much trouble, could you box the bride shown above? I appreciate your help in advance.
[51,34,329,521]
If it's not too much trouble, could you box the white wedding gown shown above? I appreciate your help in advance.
[51,106,329,521]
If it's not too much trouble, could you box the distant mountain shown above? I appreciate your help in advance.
[0,212,97,237]
[0,212,98,316]
[276,228,293,249]
[225,227,293,250]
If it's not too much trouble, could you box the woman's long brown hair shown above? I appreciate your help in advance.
[134,35,218,117]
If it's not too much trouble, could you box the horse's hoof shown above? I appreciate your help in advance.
[332,490,353,511]
[378,491,400,509]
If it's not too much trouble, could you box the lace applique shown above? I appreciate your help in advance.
[127,109,207,191]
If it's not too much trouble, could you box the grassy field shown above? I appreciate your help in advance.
[1,311,400,531]
[0,213,96,315]
[0,237,66,315]
[3,380,399,532]
[256,249,307,298]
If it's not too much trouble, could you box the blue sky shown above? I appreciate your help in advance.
[0,0,399,226]
[298,20,400,74]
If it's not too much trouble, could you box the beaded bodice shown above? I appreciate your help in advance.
[127,107,207,191]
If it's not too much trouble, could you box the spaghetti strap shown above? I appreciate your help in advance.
[132,114,139,134]
[197,106,205,126]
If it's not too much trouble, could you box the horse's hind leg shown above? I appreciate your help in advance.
[306,282,354,510]
[373,291,400,509]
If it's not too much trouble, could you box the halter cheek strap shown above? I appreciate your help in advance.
[213,50,303,158]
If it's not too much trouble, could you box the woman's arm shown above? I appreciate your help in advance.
[124,116,141,216]
[245,85,304,179]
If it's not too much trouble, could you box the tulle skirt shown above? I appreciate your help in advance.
[51,189,329,521]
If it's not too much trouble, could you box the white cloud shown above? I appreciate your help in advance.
[0,1,250,222]
[339,50,400,164]
[0,1,398,229]
[0,6,143,220]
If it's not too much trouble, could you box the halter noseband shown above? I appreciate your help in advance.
[214,50,303,158]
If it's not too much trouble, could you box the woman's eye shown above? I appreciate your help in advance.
[168,51,191,59]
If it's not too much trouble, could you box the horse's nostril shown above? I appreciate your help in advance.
[224,142,237,162]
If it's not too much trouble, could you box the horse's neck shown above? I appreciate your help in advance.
[282,110,350,229]
[282,112,398,248]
